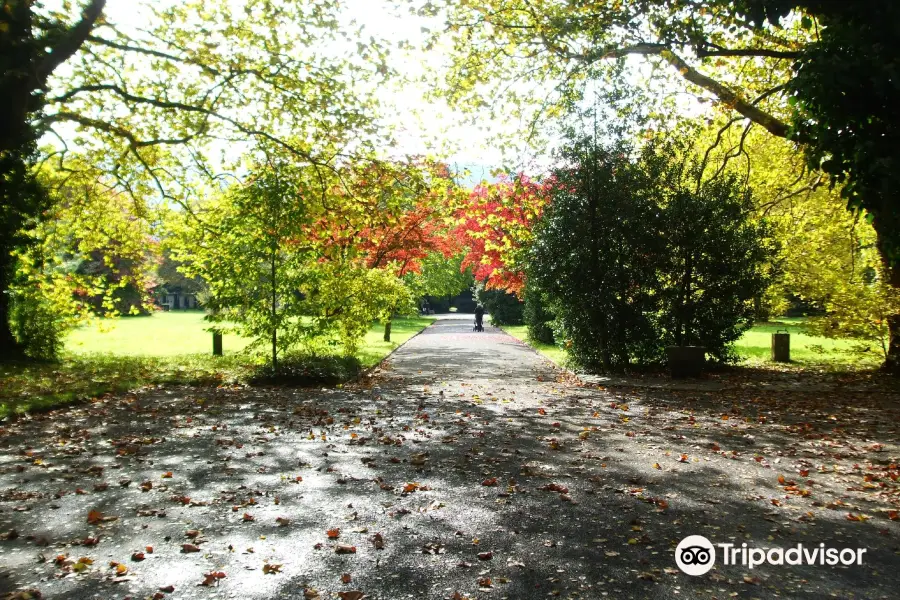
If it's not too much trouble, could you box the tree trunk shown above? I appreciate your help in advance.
[383,319,392,342]
[883,261,900,373]
[874,218,900,373]
[271,251,277,370]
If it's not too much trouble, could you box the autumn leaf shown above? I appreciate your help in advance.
[337,592,365,600]
[181,544,201,553]
[242,513,255,522]
[327,528,341,539]
[335,544,357,554]
[262,563,282,574]
[482,477,498,486]
[341,573,352,584]
[161,471,173,478]
[477,551,493,561]
[201,571,226,586]
[131,551,145,561]
[370,532,385,549]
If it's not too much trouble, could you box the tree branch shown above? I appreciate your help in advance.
[696,47,800,59]
[36,0,107,86]
[564,42,793,139]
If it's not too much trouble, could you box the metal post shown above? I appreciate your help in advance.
[212,331,223,356]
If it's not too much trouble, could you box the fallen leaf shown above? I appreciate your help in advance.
[327,528,341,539]
[200,571,226,586]
[335,544,357,554]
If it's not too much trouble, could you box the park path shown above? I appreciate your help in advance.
[0,315,898,599]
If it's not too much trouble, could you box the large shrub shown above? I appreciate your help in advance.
[479,288,524,326]
[523,283,555,344]
[528,137,774,370]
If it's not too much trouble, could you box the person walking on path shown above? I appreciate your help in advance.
[474,303,485,331]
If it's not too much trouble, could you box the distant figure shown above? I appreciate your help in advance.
[474,304,485,332]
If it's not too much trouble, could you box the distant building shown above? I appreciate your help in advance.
[157,286,198,310]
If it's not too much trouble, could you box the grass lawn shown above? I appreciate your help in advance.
[0,313,434,419]
[501,318,881,371]
[500,324,570,366]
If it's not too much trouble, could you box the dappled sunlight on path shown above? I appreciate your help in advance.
[0,314,898,599]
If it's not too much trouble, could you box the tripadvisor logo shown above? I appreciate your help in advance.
[675,535,868,576]
[676,535,716,575]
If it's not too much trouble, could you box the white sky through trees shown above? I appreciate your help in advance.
[43,0,708,186]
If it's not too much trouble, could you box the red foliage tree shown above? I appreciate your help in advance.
[454,173,551,297]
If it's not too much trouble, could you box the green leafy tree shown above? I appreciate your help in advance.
[168,159,413,366]
[529,136,774,370]
[694,118,899,360]
[1,0,391,358]
[9,166,155,359]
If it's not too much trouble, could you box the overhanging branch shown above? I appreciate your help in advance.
[36,0,107,86]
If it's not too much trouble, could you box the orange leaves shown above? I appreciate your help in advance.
[262,562,282,574]
[327,528,341,539]
[242,513,254,522]
[481,477,498,486]
[181,544,201,553]
[846,513,870,522]
[537,408,547,415]
[86,510,116,525]
[887,510,899,521]
[335,544,357,554]
[539,483,569,494]
[678,454,689,463]
[201,571,226,586]
[161,471,173,479]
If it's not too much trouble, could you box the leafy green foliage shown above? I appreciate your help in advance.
[479,288,524,326]
[8,166,156,359]
[694,119,899,359]
[168,160,415,365]
[528,136,774,370]
[248,354,362,386]
[523,284,555,345]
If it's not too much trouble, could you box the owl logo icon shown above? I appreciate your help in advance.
[676,535,716,575]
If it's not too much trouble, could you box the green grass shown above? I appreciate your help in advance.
[501,318,880,371]
[734,319,881,369]
[500,324,570,366]
[65,310,250,356]
[1,313,434,418]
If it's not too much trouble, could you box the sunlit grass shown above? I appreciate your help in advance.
[1,313,434,418]
[501,318,879,371]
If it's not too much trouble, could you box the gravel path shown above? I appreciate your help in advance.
[1,314,898,599]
